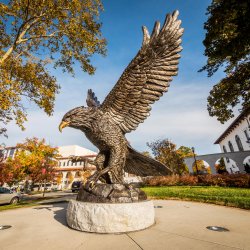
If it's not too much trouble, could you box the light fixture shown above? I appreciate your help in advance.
[206,226,229,232]
[0,225,12,230]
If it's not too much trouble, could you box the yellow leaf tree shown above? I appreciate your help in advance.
[6,137,60,188]
[0,0,106,136]
[192,160,211,174]
[147,139,190,175]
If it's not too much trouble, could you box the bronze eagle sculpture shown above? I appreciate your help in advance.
[59,11,183,189]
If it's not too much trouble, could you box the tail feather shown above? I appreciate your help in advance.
[124,147,172,176]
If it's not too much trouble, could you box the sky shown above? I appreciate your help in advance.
[2,0,236,155]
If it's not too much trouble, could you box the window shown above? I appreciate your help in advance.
[0,187,10,194]
[228,141,234,152]
[63,162,66,166]
[244,130,250,141]
[235,135,244,151]
[222,146,229,162]
[67,161,70,166]
[9,148,15,158]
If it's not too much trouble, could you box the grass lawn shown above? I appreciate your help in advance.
[142,186,250,209]
[0,201,41,211]
[0,196,58,212]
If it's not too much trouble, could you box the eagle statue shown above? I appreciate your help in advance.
[59,11,184,190]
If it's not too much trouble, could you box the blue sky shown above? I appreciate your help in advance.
[3,0,235,155]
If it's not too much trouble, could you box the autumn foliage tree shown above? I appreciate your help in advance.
[215,157,227,174]
[147,139,189,175]
[0,0,106,136]
[0,148,26,186]
[200,0,250,123]
[192,160,212,174]
[6,137,60,187]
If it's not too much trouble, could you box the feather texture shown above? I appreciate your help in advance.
[125,147,172,176]
[86,89,100,107]
[101,11,184,133]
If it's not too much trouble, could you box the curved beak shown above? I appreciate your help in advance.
[59,121,70,132]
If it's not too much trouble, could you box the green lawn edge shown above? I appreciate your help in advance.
[1,186,249,211]
[0,196,61,212]
[142,186,250,210]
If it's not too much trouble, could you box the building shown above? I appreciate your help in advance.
[0,144,97,189]
[56,145,97,189]
[0,146,17,160]
[214,108,250,173]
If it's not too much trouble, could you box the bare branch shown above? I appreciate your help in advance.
[0,14,46,64]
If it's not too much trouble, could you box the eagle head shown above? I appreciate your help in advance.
[59,106,94,132]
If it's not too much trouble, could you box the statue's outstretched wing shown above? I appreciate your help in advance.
[125,147,172,176]
[86,89,100,107]
[101,11,183,133]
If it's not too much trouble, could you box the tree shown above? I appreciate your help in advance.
[200,0,250,123]
[215,157,228,174]
[67,172,74,184]
[244,163,250,174]
[0,143,25,186]
[141,151,151,158]
[0,159,26,187]
[6,137,60,187]
[192,160,212,174]
[176,146,193,158]
[147,139,188,175]
[56,173,63,186]
[0,0,106,136]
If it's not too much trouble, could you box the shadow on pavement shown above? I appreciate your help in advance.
[52,202,68,226]
[33,202,68,227]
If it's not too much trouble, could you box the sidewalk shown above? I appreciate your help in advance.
[0,200,249,250]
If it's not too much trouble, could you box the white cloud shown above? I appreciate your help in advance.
[2,41,231,157]
[3,78,229,156]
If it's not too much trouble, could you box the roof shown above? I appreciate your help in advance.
[57,145,97,157]
[57,155,96,160]
[214,108,250,144]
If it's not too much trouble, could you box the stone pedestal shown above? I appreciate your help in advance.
[66,199,155,233]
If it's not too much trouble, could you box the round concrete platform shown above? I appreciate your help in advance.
[66,200,155,233]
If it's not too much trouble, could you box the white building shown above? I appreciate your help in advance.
[0,146,16,160]
[56,145,97,189]
[214,108,250,173]
[0,144,97,189]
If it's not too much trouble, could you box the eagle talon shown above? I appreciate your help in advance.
[85,180,95,190]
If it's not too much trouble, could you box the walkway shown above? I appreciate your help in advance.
[0,200,249,250]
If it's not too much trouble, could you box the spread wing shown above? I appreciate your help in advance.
[101,11,183,133]
[86,89,100,107]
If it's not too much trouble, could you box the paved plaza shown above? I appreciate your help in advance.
[0,200,249,250]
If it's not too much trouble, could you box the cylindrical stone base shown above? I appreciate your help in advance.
[66,200,155,233]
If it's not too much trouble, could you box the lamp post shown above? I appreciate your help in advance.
[191,147,199,175]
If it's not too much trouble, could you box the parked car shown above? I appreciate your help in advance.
[0,187,22,205]
[71,181,82,193]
